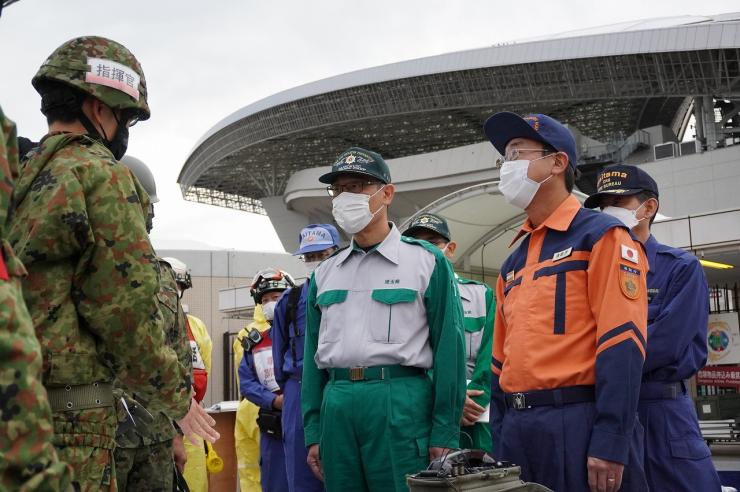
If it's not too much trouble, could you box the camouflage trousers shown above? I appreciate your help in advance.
[0,275,72,492]
[114,440,174,492]
[57,444,115,492]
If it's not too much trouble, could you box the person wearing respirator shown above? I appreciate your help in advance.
[585,165,720,492]
[271,224,340,492]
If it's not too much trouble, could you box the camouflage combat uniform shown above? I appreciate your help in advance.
[8,132,192,491]
[0,107,72,491]
[114,259,192,492]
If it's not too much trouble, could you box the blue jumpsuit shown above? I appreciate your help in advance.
[271,284,324,492]
[239,328,290,492]
[640,235,720,491]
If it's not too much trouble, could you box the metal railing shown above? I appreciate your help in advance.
[710,284,739,314]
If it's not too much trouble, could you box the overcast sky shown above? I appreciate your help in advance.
[2,0,738,252]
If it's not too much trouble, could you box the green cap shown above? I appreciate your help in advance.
[402,213,451,242]
[319,147,391,184]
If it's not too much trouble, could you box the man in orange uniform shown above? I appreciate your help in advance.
[484,112,649,492]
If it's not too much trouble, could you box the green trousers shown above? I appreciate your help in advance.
[461,421,492,453]
[320,374,433,492]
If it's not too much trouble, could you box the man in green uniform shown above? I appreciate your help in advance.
[302,147,467,492]
[7,36,213,490]
[403,213,494,453]
[0,4,71,489]
[113,156,193,491]
[0,106,72,492]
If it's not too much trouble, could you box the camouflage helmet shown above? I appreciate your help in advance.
[120,155,158,203]
[32,36,150,121]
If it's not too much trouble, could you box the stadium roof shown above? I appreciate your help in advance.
[179,13,740,213]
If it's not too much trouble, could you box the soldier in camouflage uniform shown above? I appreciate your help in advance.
[0,105,73,491]
[7,36,196,491]
[113,156,192,491]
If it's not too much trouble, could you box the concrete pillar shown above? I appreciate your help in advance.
[260,195,311,253]
[703,96,719,150]
[694,96,706,151]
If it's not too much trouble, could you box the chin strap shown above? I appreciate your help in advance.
[77,109,107,141]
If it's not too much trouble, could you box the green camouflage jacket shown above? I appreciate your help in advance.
[115,259,192,447]
[0,107,72,490]
[8,132,191,449]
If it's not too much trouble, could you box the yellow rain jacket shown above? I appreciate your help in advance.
[182,314,212,492]
[234,304,270,491]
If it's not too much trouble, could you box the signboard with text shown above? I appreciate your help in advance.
[696,365,740,388]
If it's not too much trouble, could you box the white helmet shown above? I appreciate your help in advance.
[161,257,192,290]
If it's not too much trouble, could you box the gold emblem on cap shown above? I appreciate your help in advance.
[345,154,356,164]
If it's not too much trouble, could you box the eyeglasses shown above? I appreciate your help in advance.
[301,249,334,262]
[326,180,381,197]
[495,148,557,168]
[114,109,141,128]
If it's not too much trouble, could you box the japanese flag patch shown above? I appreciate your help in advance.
[619,264,641,300]
[621,244,639,264]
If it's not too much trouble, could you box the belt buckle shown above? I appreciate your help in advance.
[512,392,526,410]
[349,367,365,381]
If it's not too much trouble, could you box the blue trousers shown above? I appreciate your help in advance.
[260,431,289,492]
[283,378,324,492]
[638,393,720,492]
[498,402,648,492]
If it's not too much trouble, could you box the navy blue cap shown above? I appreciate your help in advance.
[584,164,659,209]
[293,224,341,255]
[319,147,391,184]
[483,112,578,169]
[402,213,451,242]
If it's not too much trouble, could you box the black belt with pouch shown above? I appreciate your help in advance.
[257,408,282,438]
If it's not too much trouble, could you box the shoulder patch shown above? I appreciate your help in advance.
[619,264,641,300]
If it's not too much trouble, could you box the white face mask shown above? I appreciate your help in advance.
[262,301,277,321]
[331,186,385,234]
[304,261,321,275]
[498,157,553,210]
[602,203,645,229]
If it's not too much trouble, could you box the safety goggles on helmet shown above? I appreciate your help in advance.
[250,268,295,304]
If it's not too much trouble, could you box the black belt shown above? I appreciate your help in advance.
[505,385,595,410]
[329,365,426,382]
[639,381,686,401]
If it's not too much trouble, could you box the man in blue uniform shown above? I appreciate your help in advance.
[239,269,295,492]
[585,164,721,492]
[272,224,339,492]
